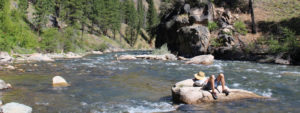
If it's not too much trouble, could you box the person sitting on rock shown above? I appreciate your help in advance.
[193,71,230,100]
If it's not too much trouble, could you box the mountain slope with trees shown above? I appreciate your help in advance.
[0,0,160,53]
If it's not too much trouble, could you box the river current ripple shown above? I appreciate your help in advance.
[0,51,300,113]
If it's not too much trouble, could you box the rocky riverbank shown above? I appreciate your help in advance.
[155,0,299,65]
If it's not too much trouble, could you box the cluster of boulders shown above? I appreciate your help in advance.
[156,0,215,57]
[117,54,215,65]
[0,78,31,113]
[172,79,267,104]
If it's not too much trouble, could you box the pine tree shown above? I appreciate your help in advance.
[146,0,159,45]
[19,0,28,14]
[123,0,138,46]
[66,0,84,28]
[33,0,54,35]
[109,0,121,39]
[146,0,158,31]
[136,0,145,40]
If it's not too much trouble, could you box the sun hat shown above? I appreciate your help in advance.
[194,71,206,80]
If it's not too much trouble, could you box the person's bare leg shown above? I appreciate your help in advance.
[216,73,226,91]
[209,75,215,93]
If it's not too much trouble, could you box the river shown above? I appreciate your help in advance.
[0,51,300,113]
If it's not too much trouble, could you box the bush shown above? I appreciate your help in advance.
[97,43,108,51]
[207,21,218,32]
[280,27,298,52]
[152,43,171,55]
[268,39,289,53]
[40,28,61,52]
[234,21,248,35]
[210,37,222,47]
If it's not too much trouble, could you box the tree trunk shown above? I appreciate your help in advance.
[249,0,256,34]
[81,23,84,40]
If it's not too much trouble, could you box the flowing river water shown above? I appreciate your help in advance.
[0,51,300,113]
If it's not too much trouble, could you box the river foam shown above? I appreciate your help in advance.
[90,100,175,113]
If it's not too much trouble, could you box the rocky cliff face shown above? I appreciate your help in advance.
[156,0,214,57]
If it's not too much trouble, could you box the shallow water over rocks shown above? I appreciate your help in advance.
[0,51,300,112]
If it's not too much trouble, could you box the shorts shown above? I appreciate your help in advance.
[203,78,220,90]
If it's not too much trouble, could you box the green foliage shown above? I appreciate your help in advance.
[280,27,298,52]
[123,0,139,47]
[33,0,54,34]
[40,28,61,52]
[210,38,222,47]
[97,43,108,51]
[244,42,255,53]
[0,0,38,52]
[18,0,28,14]
[1,0,153,53]
[152,44,171,55]
[207,21,218,32]
[146,0,159,35]
[234,21,248,35]
[268,39,289,53]
[250,27,299,54]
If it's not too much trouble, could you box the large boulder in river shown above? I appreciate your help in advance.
[172,79,266,104]
[52,76,70,87]
[1,102,32,113]
[27,53,54,62]
[185,55,214,65]
[156,1,214,56]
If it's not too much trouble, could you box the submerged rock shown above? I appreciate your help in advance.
[185,55,214,65]
[52,76,70,87]
[118,54,178,61]
[27,53,54,62]
[172,79,266,104]
[136,55,167,60]
[118,55,137,60]
[0,79,12,90]
[1,102,32,113]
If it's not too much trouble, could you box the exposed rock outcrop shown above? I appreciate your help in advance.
[156,0,214,57]
[172,79,266,104]
[0,102,32,113]
[185,55,214,65]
